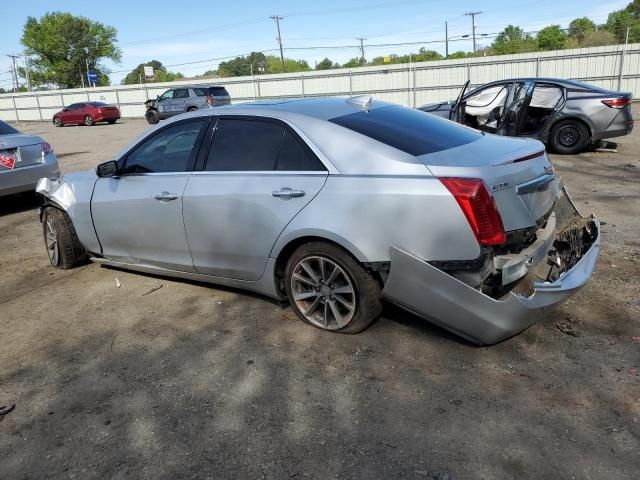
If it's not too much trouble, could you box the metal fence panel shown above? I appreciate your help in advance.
[2,43,639,121]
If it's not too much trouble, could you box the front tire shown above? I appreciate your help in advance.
[285,242,382,334]
[145,109,160,125]
[550,120,590,154]
[84,115,94,126]
[53,117,62,127]
[42,208,87,269]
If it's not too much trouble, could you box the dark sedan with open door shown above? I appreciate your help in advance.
[419,78,633,154]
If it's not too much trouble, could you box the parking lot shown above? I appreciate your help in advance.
[1,115,639,479]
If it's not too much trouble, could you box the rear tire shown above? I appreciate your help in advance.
[107,119,117,124]
[187,106,198,112]
[42,208,88,269]
[285,242,382,334]
[53,117,62,127]
[145,109,160,125]
[84,115,94,126]
[550,120,590,154]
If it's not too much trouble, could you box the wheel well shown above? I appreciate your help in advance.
[273,236,383,296]
[187,105,198,111]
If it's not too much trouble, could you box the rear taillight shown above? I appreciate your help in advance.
[440,177,506,246]
[41,142,52,156]
[602,98,631,109]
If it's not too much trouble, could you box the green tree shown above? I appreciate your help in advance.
[447,51,468,59]
[342,57,365,68]
[606,1,640,42]
[536,25,568,50]
[568,17,596,44]
[20,12,121,88]
[316,57,339,70]
[491,25,536,54]
[265,55,310,74]
[581,30,617,47]
[120,60,184,84]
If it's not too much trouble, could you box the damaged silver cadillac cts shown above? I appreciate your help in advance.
[36,97,600,345]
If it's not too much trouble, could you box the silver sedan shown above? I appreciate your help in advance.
[0,120,59,197]
[36,97,600,344]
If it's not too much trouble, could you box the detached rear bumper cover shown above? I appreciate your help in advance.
[382,199,600,345]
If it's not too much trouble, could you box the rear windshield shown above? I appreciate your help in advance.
[329,106,481,156]
[0,120,18,135]
[89,101,109,106]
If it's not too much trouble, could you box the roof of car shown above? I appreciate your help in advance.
[204,96,393,121]
[478,77,613,91]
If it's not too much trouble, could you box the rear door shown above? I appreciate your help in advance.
[91,118,208,271]
[170,88,189,114]
[183,116,328,280]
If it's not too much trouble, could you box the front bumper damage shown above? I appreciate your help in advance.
[382,187,600,345]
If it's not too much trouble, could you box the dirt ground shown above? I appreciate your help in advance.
[0,114,639,480]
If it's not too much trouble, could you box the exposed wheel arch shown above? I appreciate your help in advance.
[273,235,377,297]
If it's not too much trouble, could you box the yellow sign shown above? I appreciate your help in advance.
[383,56,391,63]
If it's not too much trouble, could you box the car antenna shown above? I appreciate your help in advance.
[346,95,372,111]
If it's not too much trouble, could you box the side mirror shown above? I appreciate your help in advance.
[96,160,119,178]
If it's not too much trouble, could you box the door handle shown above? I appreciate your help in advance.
[272,188,305,199]
[153,191,179,201]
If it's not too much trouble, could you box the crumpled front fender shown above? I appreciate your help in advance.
[36,177,76,212]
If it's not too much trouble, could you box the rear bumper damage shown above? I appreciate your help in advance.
[382,188,600,345]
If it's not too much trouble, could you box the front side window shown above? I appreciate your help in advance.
[205,119,284,171]
[159,90,174,100]
[330,106,481,156]
[124,120,204,174]
[66,104,80,111]
[174,89,189,99]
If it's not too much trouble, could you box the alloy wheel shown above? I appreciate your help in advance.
[84,115,93,126]
[45,218,59,266]
[290,255,356,330]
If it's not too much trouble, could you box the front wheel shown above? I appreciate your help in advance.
[550,120,590,154]
[84,115,94,126]
[285,242,382,334]
[42,208,88,269]
[145,109,160,125]
[53,117,62,127]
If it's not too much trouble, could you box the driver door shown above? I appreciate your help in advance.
[91,118,208,271]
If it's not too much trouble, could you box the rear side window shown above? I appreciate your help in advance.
[208,87,229,97]
[192,88,208,97]
[0,120,18,135]
[276,130,325,171]
[205,119,283,171]
[329,106,481,156]
[89,102,109,107]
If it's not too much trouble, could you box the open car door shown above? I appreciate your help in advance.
[450,80,470,123]
[497,81,535,137]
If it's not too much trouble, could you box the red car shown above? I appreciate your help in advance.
[53,102,121,127]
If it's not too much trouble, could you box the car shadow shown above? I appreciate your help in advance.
[0,191,42,217]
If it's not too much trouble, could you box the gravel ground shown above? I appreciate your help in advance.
[0,114,639,480]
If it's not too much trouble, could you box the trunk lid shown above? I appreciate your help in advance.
[0,134,45,169]
[419,134,558,231]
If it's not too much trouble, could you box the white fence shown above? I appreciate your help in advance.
[2,43,640,122]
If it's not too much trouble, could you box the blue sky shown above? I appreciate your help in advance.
[0,0,629,87]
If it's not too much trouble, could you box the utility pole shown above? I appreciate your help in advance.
[445,22,449,58]
[356,37,366,64]
[23,51,31,91]
[464,11,483,54]
[7,54,20,92]
[270,15,285,72]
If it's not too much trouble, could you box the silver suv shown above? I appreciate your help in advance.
[144,85,231,124]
